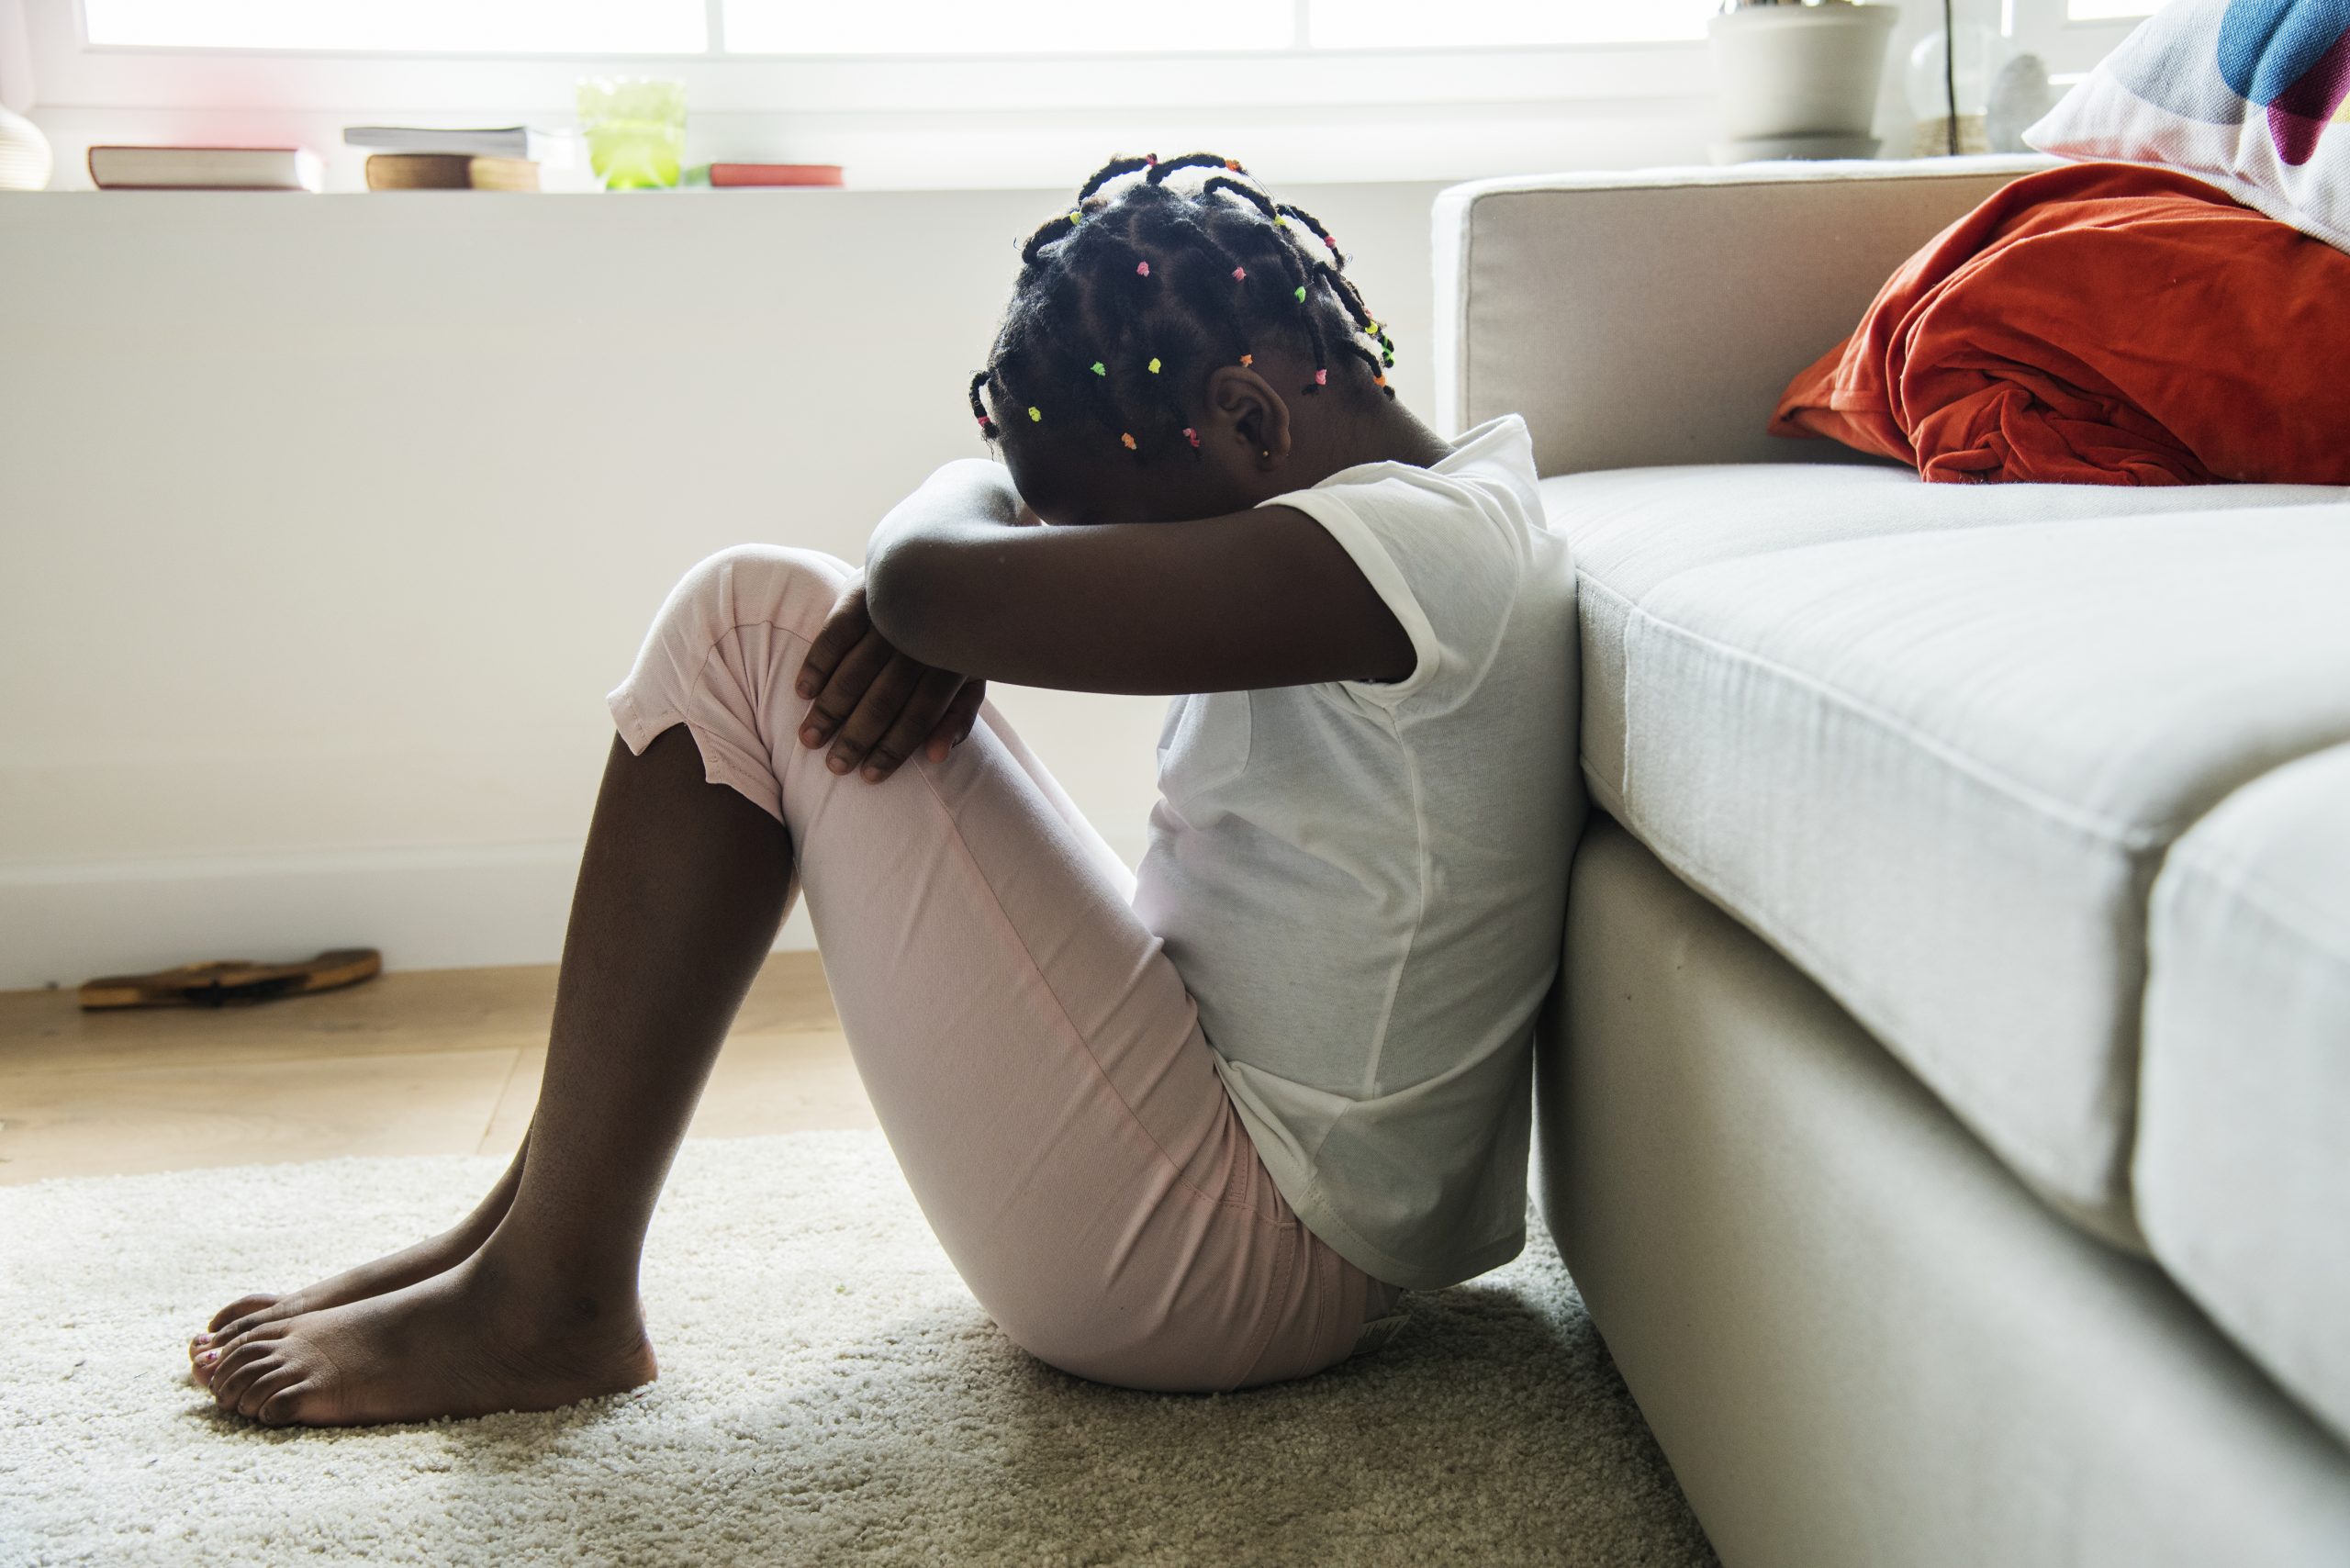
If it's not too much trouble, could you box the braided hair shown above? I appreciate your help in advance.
[967,153,1398,463]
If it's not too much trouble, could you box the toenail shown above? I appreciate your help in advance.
[198,1350,219,1365]
[193,1332,212,1347]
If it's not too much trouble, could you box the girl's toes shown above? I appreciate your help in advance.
[207,1294,279,1335]
[239,1365,304,1420]
[254,1381,316,1427]
[210,1340,285,1410]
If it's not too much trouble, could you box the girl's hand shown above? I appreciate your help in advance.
[795,578,987,782]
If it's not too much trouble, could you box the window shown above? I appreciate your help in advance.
[1305,1,1716,49]
[78,0,1722,57]
[17,0,2143,191]
[82,0,711,53]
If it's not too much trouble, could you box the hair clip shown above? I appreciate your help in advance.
[1067,210,1082,225]
[1091,361,1106,375]
[1323,233,1338,249]
[1027,406,1042,422]
[1136,261,1151,277]
[1147,356,1161,374]
[1239,353,1254,367]
[1183,427,1201,448]
[1275,215,1289,228]
[1224,159,1241,171]
[1232,266,1247,281]
[1120,432,1137,450]
[1292,285,1307,302]
[1314,368,1327,386]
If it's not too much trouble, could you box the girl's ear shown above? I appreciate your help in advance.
[1204,363,1293,468]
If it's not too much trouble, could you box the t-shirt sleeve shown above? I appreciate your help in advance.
[1269,471,1526,713]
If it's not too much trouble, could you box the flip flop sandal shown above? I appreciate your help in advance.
[78,947,382,1011]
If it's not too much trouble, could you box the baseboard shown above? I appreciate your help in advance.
[0,840,815,991]
[0,824,1151,992]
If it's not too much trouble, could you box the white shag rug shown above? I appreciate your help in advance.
[1,1131,1717,1567]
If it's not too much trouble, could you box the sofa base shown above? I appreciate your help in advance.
[1538,816,2350,1567]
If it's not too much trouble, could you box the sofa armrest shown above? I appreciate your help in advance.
[1432,155,2057,476]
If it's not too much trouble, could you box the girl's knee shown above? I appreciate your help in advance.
[657,544,855,643]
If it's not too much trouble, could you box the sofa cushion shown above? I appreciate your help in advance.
[2138,743,2350,1445]
[1546,464,2350,1245]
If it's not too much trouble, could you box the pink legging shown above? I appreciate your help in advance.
[608,545,1411,1394]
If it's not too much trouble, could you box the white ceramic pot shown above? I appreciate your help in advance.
[1707,3,1900,156]
[0,103,53,191]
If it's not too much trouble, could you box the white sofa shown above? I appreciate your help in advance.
[1434,157,2350,1566]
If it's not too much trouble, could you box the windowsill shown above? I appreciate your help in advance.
[19,98,1726,193]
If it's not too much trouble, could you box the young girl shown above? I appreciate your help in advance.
[188,152,1577,1425]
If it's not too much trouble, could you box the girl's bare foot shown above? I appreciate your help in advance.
[189,1142,530,1386]
[196,1251,656,1428]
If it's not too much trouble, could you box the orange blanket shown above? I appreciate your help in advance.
[1770,162,2350,486]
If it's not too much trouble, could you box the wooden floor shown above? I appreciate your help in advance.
[0,953,874,1185]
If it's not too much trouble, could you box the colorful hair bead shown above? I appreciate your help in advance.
[1240,353,1254,367]
[1324,233,1338,249]
[1183,427,1201,448]
[1147,356,1161,374]
[1224,159,1240,171]
[1027,406,1042,422]
[1314,368,1327,386]
[1136,260,1151,277]
[1120,432,1137,450]
[1091,361,1106,375]
[1067,210,1082,225]
[1232,265,1247,281]
[1292,285,1307,302]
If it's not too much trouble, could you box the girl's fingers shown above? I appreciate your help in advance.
[800,626,893,747]
[865,668,968,781]
[925,680,988,762]
[825,655,924,775]
[795,583,871,701]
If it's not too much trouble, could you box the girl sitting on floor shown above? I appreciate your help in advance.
[189,152,1577,1425]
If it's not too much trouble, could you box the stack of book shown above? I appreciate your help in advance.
[87,146,323,191]
[344,125,567,191]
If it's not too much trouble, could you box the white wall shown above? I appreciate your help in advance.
[0,181,1450,987]
[0,0,1992,989]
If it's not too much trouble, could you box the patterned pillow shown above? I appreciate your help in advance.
[2026,0,2350,250]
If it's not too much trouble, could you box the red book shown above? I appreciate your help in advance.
[709,162,845,188]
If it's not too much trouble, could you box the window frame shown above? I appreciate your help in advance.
[4,0,2156,188]
[19,0,1713,117]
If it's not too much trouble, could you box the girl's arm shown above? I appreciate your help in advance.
[861,459,1414,697]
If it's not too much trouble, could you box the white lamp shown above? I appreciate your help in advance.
[0,104,53,191]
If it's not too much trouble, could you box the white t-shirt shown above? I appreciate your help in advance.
[1131,414,1582,1292]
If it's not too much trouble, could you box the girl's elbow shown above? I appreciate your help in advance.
[864,541,954,665]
